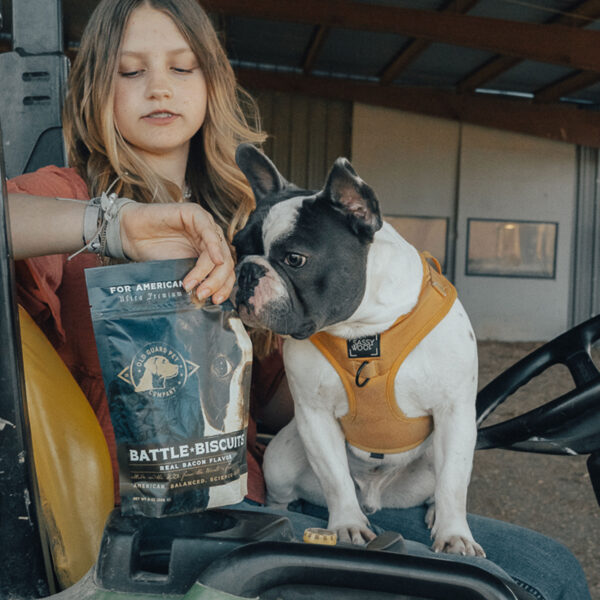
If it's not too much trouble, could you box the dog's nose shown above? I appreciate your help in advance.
[236,261,267,305]
[238,261,266,291]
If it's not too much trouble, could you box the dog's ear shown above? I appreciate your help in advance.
[322,158,383,240]
[235,143,288,203]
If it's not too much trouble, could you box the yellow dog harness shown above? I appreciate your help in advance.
[310,253,456,455]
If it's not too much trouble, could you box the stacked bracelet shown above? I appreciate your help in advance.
[68,192,137,260]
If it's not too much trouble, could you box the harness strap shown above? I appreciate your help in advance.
[310,251,456,454]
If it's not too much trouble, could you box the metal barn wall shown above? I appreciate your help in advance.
[351,103,577,342]
[571,147,600,327]
[454,124,575,342]
[249,94,596,342]
[251,90,352,190]
[348,107,460,279]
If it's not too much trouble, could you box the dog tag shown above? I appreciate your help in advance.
[347,334,380,358]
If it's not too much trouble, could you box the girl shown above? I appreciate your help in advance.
[8,1,590,598]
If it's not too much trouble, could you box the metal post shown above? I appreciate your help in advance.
[11,0,63,54]
[0,126,51,597]
[0,0,68,179]
[0,1,69,595]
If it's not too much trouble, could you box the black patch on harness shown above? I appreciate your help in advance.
[347,334,380,358]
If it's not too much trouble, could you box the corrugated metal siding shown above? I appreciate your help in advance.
[571,146,600,326]
[251,89,352,190]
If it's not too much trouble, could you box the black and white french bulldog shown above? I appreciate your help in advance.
[233,143,483,556]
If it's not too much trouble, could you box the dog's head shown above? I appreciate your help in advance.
[134,356,180,392]
[233,143,383,339]
[148,356,180,379]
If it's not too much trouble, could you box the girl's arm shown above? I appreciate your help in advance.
[7,193,235,303]
[8,194,85,260]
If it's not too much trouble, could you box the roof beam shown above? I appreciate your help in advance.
[302,25,330,74]
[457,0,600,93]
[379,40,432,85]
[555,0,600,27]
[379,0,481,85]
[457,56,521,93]
[535,71,600,103]
[236,67,600,148]
[208,0,600,72]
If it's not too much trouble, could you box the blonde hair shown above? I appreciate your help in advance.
[62,0,265,240]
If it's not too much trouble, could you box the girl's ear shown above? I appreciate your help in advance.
[235,143,288,203]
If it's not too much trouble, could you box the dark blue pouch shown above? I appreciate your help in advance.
[86,258,252,517]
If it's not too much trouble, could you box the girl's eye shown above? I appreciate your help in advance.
[119,70,143,78]
[284,253,307,268]
[172,67,195,74]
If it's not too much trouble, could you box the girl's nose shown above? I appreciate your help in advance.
[146,70,172,99]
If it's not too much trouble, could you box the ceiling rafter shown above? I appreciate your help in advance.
[457,0,600,94]
[456,56,521,94]
[535,70,600,103]
[236,66,600,148]
[302,25,330,74]
[379,0,481,86]
[207,0,600,72]
[553,0,600,26]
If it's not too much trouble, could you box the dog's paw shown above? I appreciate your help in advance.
[336,523,377,545]
[432,533,485,557]
[329,514,376,545]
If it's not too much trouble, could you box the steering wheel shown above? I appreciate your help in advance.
[475,314,600,505]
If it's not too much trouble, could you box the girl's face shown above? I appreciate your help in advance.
[113,6,207,179]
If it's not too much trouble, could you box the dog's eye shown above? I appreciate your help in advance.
[284,253,307,268]
[211,354,233,378]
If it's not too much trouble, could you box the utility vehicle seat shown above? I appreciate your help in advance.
[19,305,114,588]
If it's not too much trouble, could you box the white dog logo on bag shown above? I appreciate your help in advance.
[118,342,199,398]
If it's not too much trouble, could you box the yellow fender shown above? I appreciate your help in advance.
[19,306,114,589]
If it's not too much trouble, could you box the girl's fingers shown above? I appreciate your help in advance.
[183,251,216,294]
[202,224,226,266]
[211,271,236,305]
[182,245,235,303]
[195,257,235,302]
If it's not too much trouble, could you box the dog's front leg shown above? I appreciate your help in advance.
[429,402,485,557]
[294,401,376,544]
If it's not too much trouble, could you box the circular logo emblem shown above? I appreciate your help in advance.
[129,342,188,398]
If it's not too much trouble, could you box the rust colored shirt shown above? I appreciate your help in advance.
[10,166,268,505]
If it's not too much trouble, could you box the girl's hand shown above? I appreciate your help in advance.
[119,202,235,304]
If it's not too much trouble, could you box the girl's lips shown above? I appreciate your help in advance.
[142,111,179,124]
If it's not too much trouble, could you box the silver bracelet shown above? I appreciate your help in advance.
[68,192,136,260]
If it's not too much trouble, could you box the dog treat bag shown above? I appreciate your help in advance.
[86,258,252,518]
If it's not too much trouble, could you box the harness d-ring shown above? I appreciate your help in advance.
[355,360,370,387]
